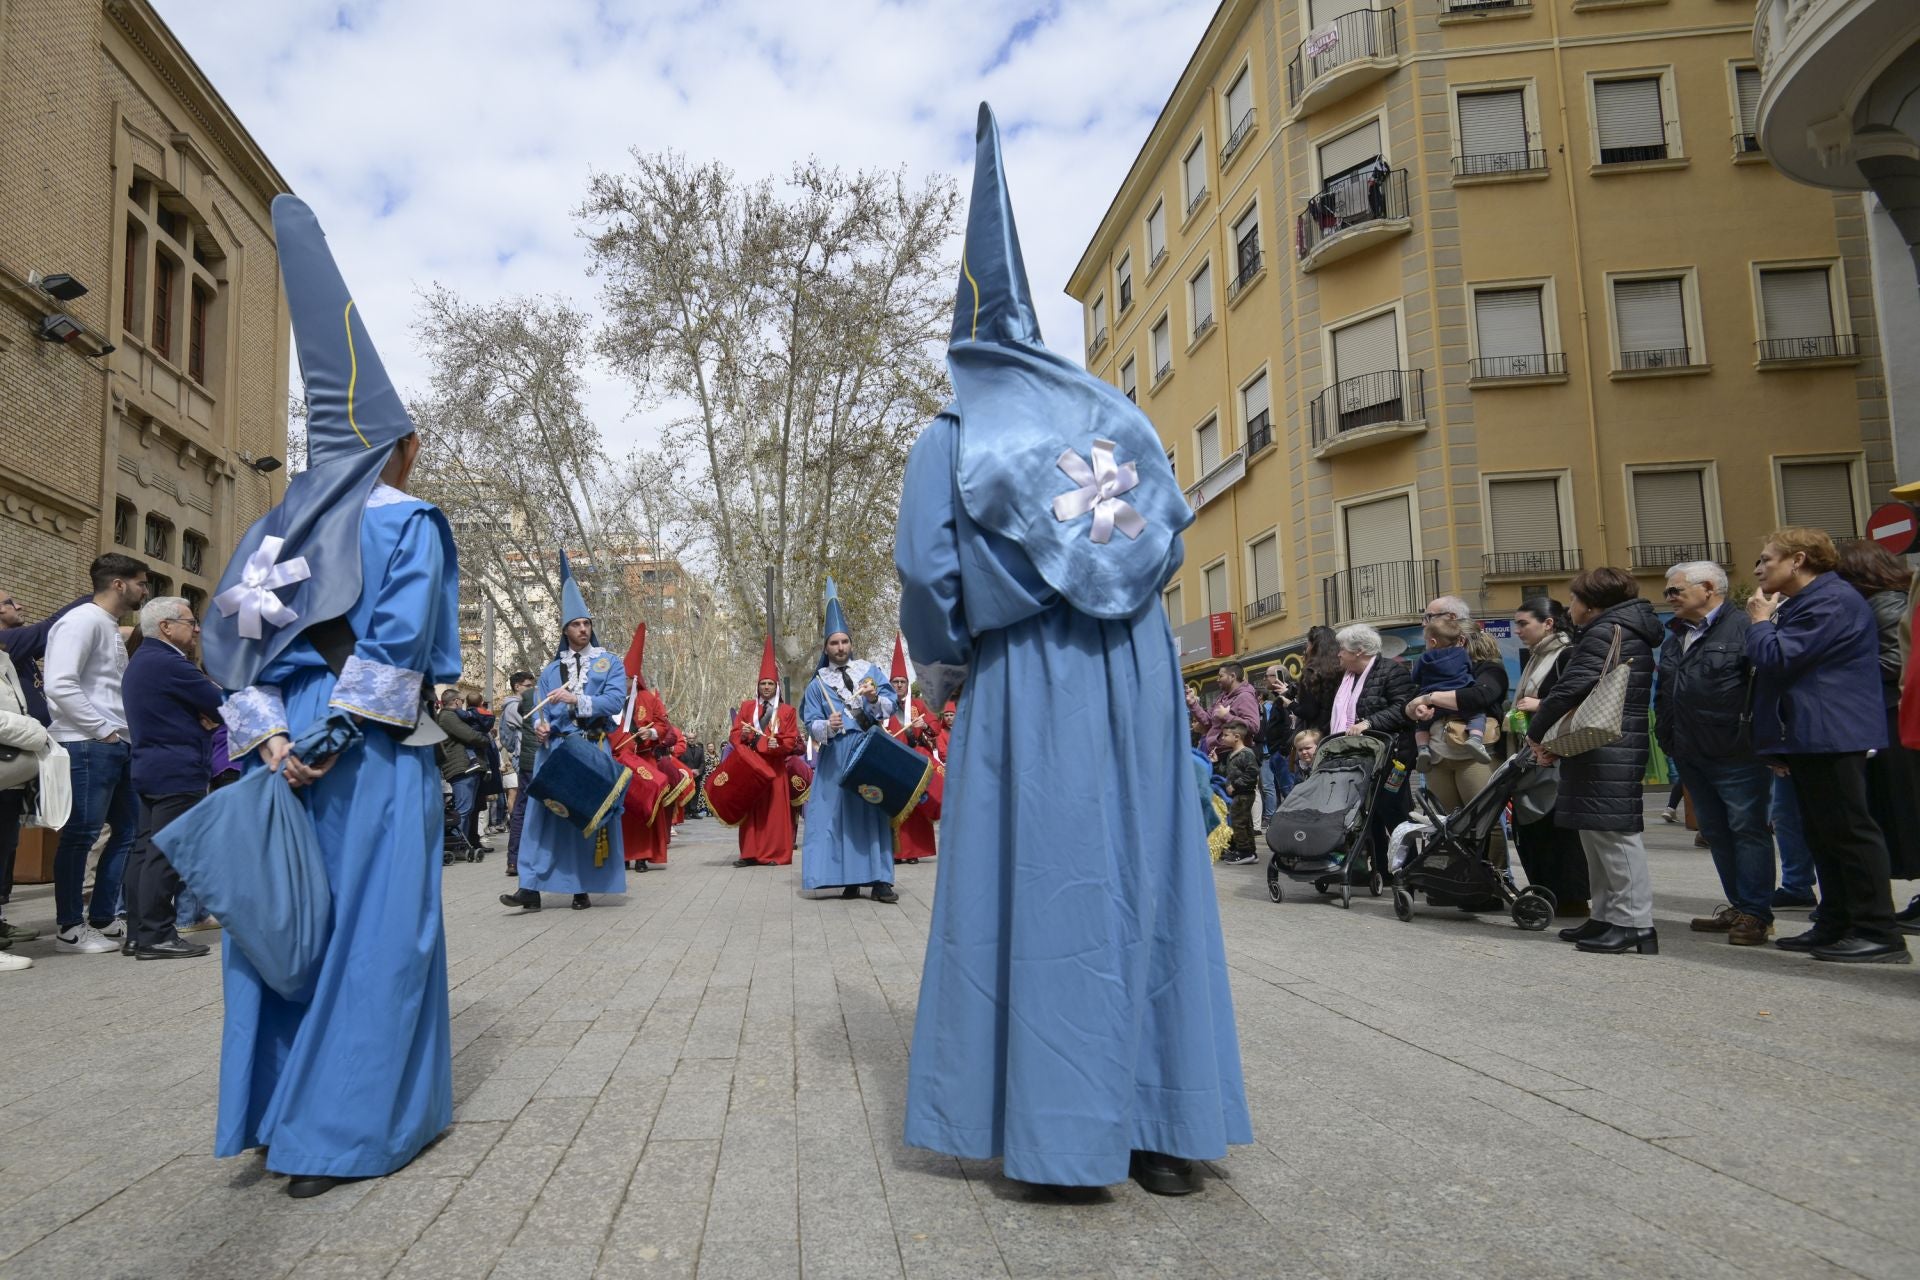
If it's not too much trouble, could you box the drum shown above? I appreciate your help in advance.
[839,728,934,827]
[916,758,945,823]
[610,739,669,821]
[528,734,632,837]
[704,746,776,827]
[784,755,813,809]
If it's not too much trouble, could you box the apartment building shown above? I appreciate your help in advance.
[1067,0,1894,675]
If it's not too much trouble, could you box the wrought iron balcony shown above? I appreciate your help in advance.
[1228,251,1265,300]
[1455,149,1548,178]
[1190,314,1215,345]
[1245,410,1273,457]
[1287,8,1399,114]
[1244,591,1287,626]
[1154,357,1172,383]
[1186,185,1209,219]
[1756,333,1859,363]
[1733,131,1763,156]
[1322,559,1441,625]
[1629,542,1732,571]
[1471,352,1567,381]
[1598,140,1670,166]
[1148,246,1167,274]
[1309,369,1426,455]
[1484,549,1583,579]
[1442,0,1529,11]
[1088,326,1108,358]
[1618,346,1696,372]
[1220,108,1257,166]
[1118,280,1133,313]
[1297,168,1410,270]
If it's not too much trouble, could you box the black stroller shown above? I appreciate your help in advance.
[1264,730,1395,908]
[442,783,481,865]
[1386,744,1555,930]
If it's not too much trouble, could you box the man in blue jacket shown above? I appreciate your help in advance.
[122,596,221,959]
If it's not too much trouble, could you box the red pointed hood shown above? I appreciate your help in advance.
[758,635,778,684]
[890,633,908,681]
[623,623,647,689]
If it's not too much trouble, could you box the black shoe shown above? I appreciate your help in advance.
[1895,894,1920,925]
[1129,1150,1197,1196]
[505,863,517,876]
[287,1175,353,1199]
[841,885,862,899]
[634,860,649,872]
[572,894,591,910]
[500,889,541,911]
[120,938,135,957]
[1771,888,1819,910]
[1558,918,1609,943]
[1220,851,1257,865]
[871,882,899,904]
[1574,925,1659,955]
[1776,926,1844,952]
[134,937,212,960]
[1810,936,1912,964]
[734,859,760,868]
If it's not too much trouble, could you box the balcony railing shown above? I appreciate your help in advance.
[1088,326,1108,357]
[1484,549,1583,578]
[1733,131,1762,156]
[1288,8,1398,109]
[1191,314,1215,345]
[1245,411,1273,456]
[1186,186,1209,218]
[1244,591,1287,625]
[1598,140,1670,166]
[1455,148,1548,178]
[1220,108,1257,165]
[1619,346,1695,372]
[1310,368,1426,450]
[1148,246,1167,274]
[1629,541,1732,571]
[1757,333,1859,362]
[1297,168,1410,263]
[1154,358,1172,383]
[1118,281,1133,313]
[1443,0,1528,11]
[1228,251,1264,299]
[1322,559,1441,625]
[1471,352,1567,381]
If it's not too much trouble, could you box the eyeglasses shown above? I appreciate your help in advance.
[162,616,200,629]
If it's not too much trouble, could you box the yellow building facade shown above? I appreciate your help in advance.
[1067,0,1894,674]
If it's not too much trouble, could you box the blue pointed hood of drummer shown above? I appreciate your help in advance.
[822,576,849,642]
[202,195,437,692]
[555,548,599,653]
[946,103,1191,621]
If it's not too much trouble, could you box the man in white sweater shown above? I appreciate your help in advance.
[43,553,150,953]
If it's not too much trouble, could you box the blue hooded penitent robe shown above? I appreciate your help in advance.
[898,105,1250,1187]
[516,641,630,895]
[204,197,463,1179]
[798,652,898,890]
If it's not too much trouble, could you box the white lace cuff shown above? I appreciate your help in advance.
[329,654,424,727]
[222,685,289,755]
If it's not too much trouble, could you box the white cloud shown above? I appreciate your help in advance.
[154,0,1214,453]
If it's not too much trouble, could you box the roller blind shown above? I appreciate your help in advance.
[1121,358,1137,399]
[1226,70,1253,130]
[1333,311,1399,409]
[1735,67,1762,137]
[1197,418,1221,474]
[1319,120,1382,181]
[1474,287,1547,358]
[1183,142,1207,202]
[1594,77,1666,151]
[1203,561,1230,615]
[1243,371,1270,422]
[1780,461,1858,538]
[1344,495,1414,569]
[1760,268,1834,340]
[1251,535,1281,600]
[1152,319,1171,370]
[1147,204,1166,259]
[1164,584,1183,625]
[1631,469,1709,547]
[1191,262,1213,327]
[1459,89,1528,159]
[1614,278,1687,355]
[1488,477,1563,554]
[1309,0,1352,27]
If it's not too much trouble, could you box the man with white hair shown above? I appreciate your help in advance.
[121,595,220,960]
[1425,595,1473,627]
[1654,560,1776,946]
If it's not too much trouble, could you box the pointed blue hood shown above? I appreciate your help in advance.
[555,548,599,654]
[202,195,421,691]
[947,104,1191,620]
[822,576,850,645]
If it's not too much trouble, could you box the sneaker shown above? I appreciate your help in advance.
[1220,850,1258,865]
[0,920,39,943]
[1660,807,1679,824]
[1464,737,1492,765]
[54,925,119,954]
[0,952,31,972]
[91,918,127,940]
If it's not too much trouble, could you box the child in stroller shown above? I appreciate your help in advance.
[1263,729,1394,907]
[1384,743,1557,929]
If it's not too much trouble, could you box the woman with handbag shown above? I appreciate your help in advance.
[1526,567,1663,955]
[0,654,52,970]
[1504,598,1589,918]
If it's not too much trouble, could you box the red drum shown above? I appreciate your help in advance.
[784,755,813,809]
[916,758,945,822]
[704,746,776,827]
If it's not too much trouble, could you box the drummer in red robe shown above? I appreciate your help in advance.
[886,634,942,865]
[722,637,802,867]
[615,623,688,872]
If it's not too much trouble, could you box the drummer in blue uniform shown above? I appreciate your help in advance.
[500,551,629,912]
[799,580,900,902]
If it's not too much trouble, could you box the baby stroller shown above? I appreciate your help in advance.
[442,781,480,865]
[1385,744,1555,930]
[1264,730,1393,908]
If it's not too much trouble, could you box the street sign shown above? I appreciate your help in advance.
[1478,618,1514,640]
[1868,502,1918,555]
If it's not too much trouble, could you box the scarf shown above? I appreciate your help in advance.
[1515,629,1570,701]
[1330,657,1374,734]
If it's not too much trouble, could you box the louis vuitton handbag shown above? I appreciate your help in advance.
[1540,625,1628,757]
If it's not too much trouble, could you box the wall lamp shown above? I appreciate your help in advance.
[239,452,283,474]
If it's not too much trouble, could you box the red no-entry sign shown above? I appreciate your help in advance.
[1868,502,1919,555]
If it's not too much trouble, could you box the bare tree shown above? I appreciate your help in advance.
[579,152,958,688]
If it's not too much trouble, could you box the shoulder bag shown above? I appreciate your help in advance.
[1541,625,1628,757]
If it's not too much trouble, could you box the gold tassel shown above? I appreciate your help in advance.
[595,824,610,867]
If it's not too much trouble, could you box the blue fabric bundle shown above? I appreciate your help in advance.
[155,715,358,998]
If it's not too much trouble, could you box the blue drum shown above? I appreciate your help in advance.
[529,734,632,838]
[839,728,934,827]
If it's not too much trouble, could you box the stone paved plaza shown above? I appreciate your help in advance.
[0,809,1916,1280]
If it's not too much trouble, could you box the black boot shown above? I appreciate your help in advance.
[1129,1151,1197,1196]
[1557,918,1609,943]
[287,1174,355,1199]
[871,882,899,904]
[1574,925,1659,955]
[572,894,591,910]
[840,885,862,899]
[499,889,541,911]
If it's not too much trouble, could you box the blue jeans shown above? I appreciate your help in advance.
[1259,758,1279,820]
[1772,771,1819,898]
[54,737,136,930]
[1674,755,1777,922]
[449,774,480,847]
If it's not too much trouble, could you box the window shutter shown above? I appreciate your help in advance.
[1251,535,1280,600]
[1474,287,1547,358]
[1735,67,1762,137]
[1343,495,1414,569]
[1760,268,1834,340]
[1184,144,1206,200]
[1631,470,1709,547]
[1594,78,1666,151]
[1458,90,1528,159]
[1318,120,1382,181]
[1780,461,1858,538]
[1204,562,1229,615]
[1226,71,1253,129]
[1147,205,1166,258]
[1121,359,1137,398]
[1243,372,1270,422]
[1197,419,1221,473]
[1308,0,1350,27]
[1152,320,1171,369]
[1333,311,1399,409]
[1165,585,1183,625]
[1488,478,1563,554]
[1614,278,1687,356]
[1191,264,1213,327]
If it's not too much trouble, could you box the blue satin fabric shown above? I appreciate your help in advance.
[898,410,1251,1188]
[516,647,629,895]
[216,497,461,1178]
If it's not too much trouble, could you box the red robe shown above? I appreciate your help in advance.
[727,698,801,865]
[888,704,940,864]
[623,686,686,866]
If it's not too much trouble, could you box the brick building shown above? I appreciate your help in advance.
[0,0,289,620]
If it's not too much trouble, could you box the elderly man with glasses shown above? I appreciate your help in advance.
[121,596,220,960]
[1654,561,1776,946]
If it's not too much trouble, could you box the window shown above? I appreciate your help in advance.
[1342,494,1415,569]
[1242,371,1271,452]
[1457,88,1533,175]
[1203,560,1230,616]
[1089,294,1107,351]
[1613,276,1691,369]
[1117,254,1133,313]
[1317,119,1382,185]
[1182,139,1208,215]
[188,285,210,383]
[1164,583,1184,626]
[1330,310,1403,423]
[122,220,142,337]
[155,205,185,242]
[148,573,173,599]
[1733,65,1762,153]
[1231,204,1261,287]
[182,530,208,576]
[1473,286,1552,378]
[1121,357,1138,403]
[1487,476,1566,563]
[144,513,174,563]
[182,586,207,617]
[1151,317,1172,380]
[1630,467,1713,564]
[1196,416,1222,475]
[1247,533,1281,612]
[152,253,177,360]
[1778,459,1860,538]
[113,498,135,548]
[1594,76,1669,164]
[1757,267,1838,360]
[1189,262,1214,336]
[1146,202,1167,269]
[1224,67,1254,156]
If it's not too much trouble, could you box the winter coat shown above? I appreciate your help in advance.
[1529,597,1661,832]
[1344,656,1419,767]
[1654,605,1755,761]
[435,706,486,781]
[1224,745,1260,795]
[1747,572,1886,755]
[1867,589,1906,709]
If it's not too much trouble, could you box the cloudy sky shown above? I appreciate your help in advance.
[154,0,1215,454]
